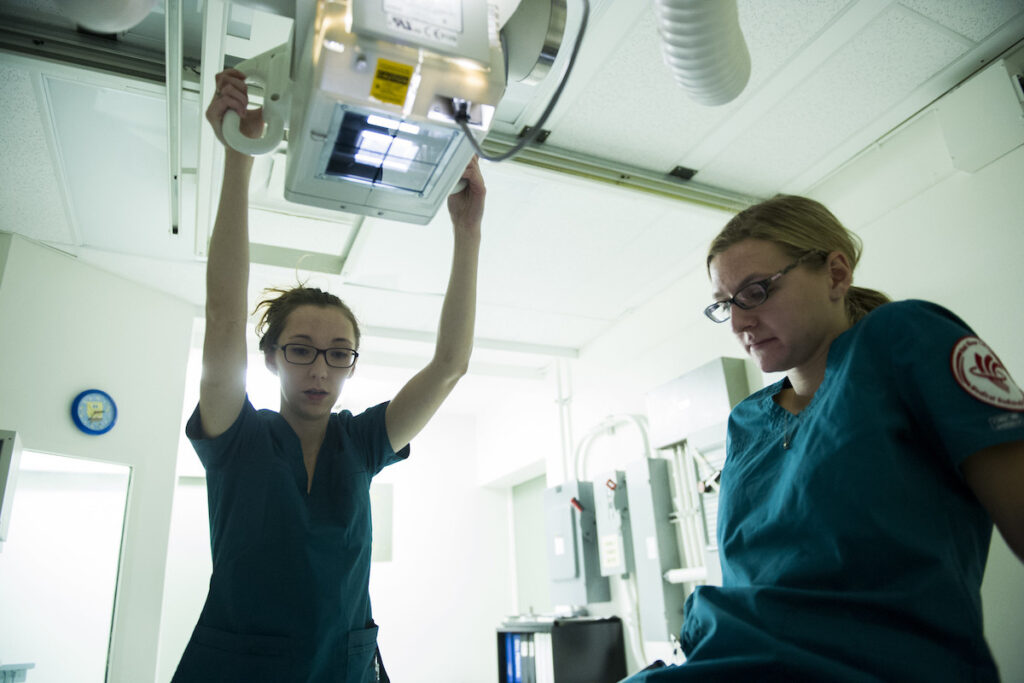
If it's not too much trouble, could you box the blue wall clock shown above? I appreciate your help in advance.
[71,389,117,435]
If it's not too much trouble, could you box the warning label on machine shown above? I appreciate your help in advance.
[371,59,415,106]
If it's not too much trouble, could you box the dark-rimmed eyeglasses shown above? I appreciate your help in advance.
[275,343,359,368]
[704,252,819,323]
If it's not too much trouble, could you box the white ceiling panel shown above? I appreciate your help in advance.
[451,164,684,319]
[2,0,1023,370]
[249,208,356,255]
[5,0,60,15]
[547,0,854,172]
[45,74,196,259]
[696,3,974,195]
[899,0,1024,42]
[0,62,73,244]
[76,246,207,307]
[606,201,731,311]
[345,160,673,317]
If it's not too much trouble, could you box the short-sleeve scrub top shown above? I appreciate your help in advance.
[172,398,408,683]
[629,300,1024,682]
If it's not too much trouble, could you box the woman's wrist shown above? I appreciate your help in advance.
[224,147,254,168]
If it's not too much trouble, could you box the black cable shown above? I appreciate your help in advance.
[455,0,590,163]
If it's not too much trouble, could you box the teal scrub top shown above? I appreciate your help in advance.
[629,300,1024,682]
[172,398,408,683]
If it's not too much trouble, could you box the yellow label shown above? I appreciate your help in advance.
[370,59,415,106]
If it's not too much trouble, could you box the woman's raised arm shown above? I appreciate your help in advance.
[197,69,263,439]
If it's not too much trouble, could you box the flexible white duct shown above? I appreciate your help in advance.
[653,0,750,106]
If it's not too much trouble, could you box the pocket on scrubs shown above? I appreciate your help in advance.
[345,624,379,683]
[173,625,296,683]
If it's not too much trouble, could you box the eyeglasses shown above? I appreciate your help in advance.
[704,252,818,323]
[275,343,359,368]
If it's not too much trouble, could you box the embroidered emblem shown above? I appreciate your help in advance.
[951,336,1024,412]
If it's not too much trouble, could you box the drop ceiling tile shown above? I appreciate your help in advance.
[737,0,856,82]
[474,302,611,349]
[326,157,728,350]
[472,164,670,317]
[4,0,61,15]
[0,63,75,244]
[341,215,454,294]
[249,209,356,255]
[599,201,732,311]
[696,3,972,195]
[45,74,195,259]
[345,160,666,320]
[308,268,607,350]
[76,247,206,308]
[547,0,852,172]
[899,0,1024,42]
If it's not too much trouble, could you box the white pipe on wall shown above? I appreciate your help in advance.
[664,566,708,585]
[653,0,750,106]
[554,359,574,485]
[671,442,704,572]
[574,414,652,482]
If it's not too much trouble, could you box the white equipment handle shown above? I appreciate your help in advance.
[222,38,293,156]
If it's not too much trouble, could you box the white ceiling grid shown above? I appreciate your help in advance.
[1,0,1023,368]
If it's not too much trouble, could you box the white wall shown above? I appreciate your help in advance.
[476,371,562,487]
[371,412,513,682]
[0,233,195,682]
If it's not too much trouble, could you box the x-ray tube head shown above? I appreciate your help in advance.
[226,0,507,224]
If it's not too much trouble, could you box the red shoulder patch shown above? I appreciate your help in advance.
[950,336,1024,412]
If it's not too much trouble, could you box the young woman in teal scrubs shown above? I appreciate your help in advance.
[172,68,486,683]
[629,195,1024,681]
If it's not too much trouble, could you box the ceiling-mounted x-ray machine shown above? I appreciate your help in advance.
[216,0,750,224]
[47,0,750,226]
[222,0,574,224]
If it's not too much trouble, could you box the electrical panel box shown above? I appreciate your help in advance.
[645,357,750,450]
[625,457,685,643]
[545,480,611,608]
[591,470,633,577]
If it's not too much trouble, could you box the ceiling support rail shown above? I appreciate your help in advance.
[166,0,183,237]
[194,0,229,258]
[480,131,760,212]
[0,15,167,82]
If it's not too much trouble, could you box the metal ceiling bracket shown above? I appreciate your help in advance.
[480,132,758,212]
[193,0,230,258]
[0,15,167,82]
